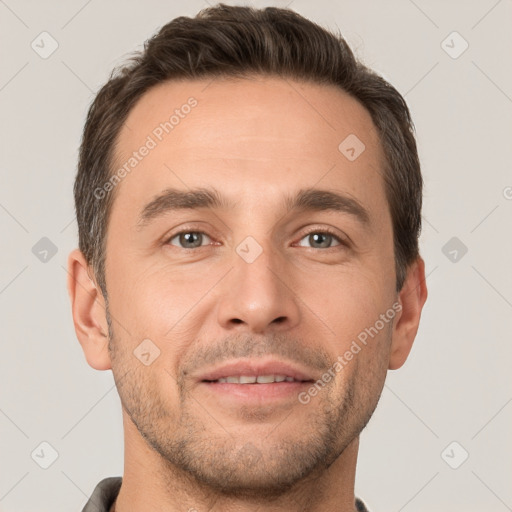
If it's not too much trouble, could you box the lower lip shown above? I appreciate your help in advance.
[200,381,311,402]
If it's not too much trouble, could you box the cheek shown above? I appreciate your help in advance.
[294,265,390,350]
[109,256,217,337]
[112,345,180,422]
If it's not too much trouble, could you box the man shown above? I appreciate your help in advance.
[67,3,427,511]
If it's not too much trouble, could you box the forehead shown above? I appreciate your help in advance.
[111,76,388,224]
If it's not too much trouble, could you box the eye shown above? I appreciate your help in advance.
[167,231,213,249]
[296,230,344,249]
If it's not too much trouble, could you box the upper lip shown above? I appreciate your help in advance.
[197,358,316,382]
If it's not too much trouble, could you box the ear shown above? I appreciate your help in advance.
[66,249,111,370]
[389,257,428,370]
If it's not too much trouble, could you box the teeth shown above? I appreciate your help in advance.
[256,375,275,383]
[239,375,257,384]
[212,375,300,384]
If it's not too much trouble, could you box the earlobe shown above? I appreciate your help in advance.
[388,257,428,370]
[67,249,112,371]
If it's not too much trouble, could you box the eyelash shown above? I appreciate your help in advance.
[164,226,348,250]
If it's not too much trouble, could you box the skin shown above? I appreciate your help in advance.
[67,76,427,512]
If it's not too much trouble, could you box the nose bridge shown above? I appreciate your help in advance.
[216,235,301,333]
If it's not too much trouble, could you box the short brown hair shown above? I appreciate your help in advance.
[74,3,422,296]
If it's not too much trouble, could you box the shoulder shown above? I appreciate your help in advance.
[355,497,371,511]
[81,477,122,512]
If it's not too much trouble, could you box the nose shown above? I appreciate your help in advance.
[216,243,301,334]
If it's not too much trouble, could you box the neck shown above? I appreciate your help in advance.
[114,414,360,512]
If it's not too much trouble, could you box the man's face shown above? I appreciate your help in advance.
[104,76,398,494]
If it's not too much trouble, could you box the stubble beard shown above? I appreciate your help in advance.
[106,308,388,499]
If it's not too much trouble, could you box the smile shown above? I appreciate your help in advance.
[203,375,307,384]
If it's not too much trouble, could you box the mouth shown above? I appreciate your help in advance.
[203,374,309,384]
[196,359,316,403]
[197,358,316,383]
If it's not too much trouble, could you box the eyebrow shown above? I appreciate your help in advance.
[137,186,370,228]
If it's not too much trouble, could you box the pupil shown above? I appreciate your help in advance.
[182,232,200,247]
[311,233,330,248]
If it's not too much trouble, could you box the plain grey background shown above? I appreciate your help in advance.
[1,0,511,510]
